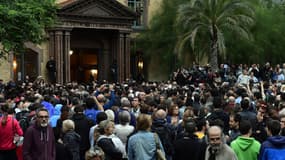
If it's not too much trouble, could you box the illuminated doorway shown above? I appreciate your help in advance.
[70,48,98,83]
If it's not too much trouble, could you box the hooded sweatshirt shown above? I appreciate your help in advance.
[230,136,260,160]
[23,123,55,160]
[259,136,285,160]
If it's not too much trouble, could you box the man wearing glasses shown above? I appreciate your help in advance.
[23,108,55,160]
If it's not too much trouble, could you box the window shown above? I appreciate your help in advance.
[128,0,144,28]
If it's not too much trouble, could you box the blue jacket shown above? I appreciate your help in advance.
[128,131,165,160]
[259,136,285,160]
[49,104,62,127]
[84,108,101,124]
[41,101,55,117]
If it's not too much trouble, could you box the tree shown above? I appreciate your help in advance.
[226,0,285,64]
[176,0,255,71]
[0,0,57,58]
[136,0,189,75]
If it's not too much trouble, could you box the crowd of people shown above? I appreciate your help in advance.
[1,62,285,160]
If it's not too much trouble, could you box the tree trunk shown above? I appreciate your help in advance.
[210,26,218,71]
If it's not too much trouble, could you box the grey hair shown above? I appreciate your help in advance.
[62,119,75,133]
[118,110,131,125]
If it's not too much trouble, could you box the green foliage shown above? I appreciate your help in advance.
[0,0,57,57]
[136,0,189,72]
[137,0,285,77]
[176,0,255,70]
[226,0,285,65]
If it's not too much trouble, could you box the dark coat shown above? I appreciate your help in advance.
[72,113,94,159]
[173,134,207,160]
[55,142,72,160]
[97,137,123,160]
[63,130,81,160]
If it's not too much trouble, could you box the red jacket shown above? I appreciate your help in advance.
[0,115,23,150]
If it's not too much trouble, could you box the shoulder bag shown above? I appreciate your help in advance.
[154,133,166,160]
[12,118,24,147]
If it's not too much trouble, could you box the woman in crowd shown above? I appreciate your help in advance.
[127,114,165,160]
[0,104,23,160]
[62,119,81,160]
[97,120,124,160]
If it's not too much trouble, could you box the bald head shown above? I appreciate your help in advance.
[97,94,105,103]
[155,109,167,119]
[208,126,222,136]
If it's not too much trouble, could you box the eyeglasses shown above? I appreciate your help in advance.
[38,116,49,119]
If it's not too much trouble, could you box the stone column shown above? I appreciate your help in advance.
[117,32,125,82]
[48,31,55,58]
[102,49,110,81]
[54,30,63,84]
[63,30,71,83]
[125,33,131,80]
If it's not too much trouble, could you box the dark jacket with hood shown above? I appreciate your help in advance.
[63,130,81,160]
[151,118,176,156]
[72,113,94,159]
[259,136,285,160]
[23,123,55,160]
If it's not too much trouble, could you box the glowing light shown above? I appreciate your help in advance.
[13,60,17,70]
[91,69,98,75]
[138,61,143,69]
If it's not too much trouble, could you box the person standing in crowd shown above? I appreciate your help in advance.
[130,96,141,118]
[72,105,94,160]
[128,114,165,160]
[251,103,268,143]
[23,108,56,160]
[84,96,104,124]
[259,119,285,160]
[151,109,175,160]
[239,98,256,122]
[46,56,56,83]
[114,110,135,147]
[173,119,207,160]
[0,104,23,160]
[205,126,237,160]
[227,113,241,144]
[62,119,81,160]
[230,120,260,160]
[89,112,108,149]
[97,120,124,160]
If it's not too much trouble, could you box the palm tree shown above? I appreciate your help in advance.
[176,0,255,70]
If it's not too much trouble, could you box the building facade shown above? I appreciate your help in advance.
[0,0,162,83]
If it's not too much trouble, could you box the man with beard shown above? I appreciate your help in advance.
[23,108,55,160]
[205,126,237,160]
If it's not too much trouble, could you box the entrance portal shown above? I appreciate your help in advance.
[70,48,98,83]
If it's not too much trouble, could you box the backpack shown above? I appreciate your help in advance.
[15,111,30,133]
[153,124,175,155]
